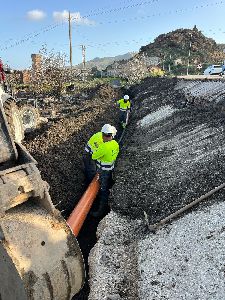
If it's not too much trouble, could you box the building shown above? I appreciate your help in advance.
[31,54,42,71]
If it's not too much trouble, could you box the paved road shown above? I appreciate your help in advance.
[177,74,225,80]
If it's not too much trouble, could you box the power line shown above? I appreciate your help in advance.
[54,36,152,49]
[96,1,224,26]
[77,0,158,17]
[71,0,159,20]
[0,0,158,51]
[0,0,224,51]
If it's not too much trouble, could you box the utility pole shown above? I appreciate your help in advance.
[81,45,86,69]
[186,33,192,76]
[168,54,172,73]
[68,11,73,68]
[80,45,86,81]
[160,54,165,71]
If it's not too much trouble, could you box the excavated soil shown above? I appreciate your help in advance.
[111,77,225,224]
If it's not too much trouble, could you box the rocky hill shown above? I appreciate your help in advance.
[105,27,225,77]
[139,26,225,64]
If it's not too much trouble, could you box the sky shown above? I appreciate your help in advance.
[1,0,225,70]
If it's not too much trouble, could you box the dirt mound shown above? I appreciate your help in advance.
[111,77,225,223]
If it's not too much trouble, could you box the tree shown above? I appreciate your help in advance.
[29,46,82,99]
[119,53,150,84]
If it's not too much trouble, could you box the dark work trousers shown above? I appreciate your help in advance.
[119,110,129,126]
[90,169,113,217]
[82,151,96,185]
[98,169,112,204]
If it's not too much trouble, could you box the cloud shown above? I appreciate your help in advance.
[27,9,46,21]
[53,10,95,26]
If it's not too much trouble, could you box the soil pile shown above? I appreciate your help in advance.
[112,77,225,224]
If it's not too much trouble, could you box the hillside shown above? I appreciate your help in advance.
[139,26,225,64]
[105,27,225,78]
[76,52,136,70]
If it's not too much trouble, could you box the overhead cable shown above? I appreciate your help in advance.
[0,0,224,51]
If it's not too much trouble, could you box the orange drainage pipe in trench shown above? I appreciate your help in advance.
[67,174,100,237]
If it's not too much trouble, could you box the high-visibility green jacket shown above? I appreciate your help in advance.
[92,140,119,170]
[85,132,103,154]
[117,99,131,111]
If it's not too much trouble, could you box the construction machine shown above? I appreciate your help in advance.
[0,83,85,298]
[0,85,24,143]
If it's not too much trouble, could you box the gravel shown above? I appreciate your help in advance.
[111,78,225,224]
[138,199,225,300]
[89,199,225,299]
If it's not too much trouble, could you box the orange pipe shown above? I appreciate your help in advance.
[67,173,100,237]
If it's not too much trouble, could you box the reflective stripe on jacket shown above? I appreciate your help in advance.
[92,140,119,171]
[85,132,103,153]
[117,99,131,111]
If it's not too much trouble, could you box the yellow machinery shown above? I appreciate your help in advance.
[0,87,85,299]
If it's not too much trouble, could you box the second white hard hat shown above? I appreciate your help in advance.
[124,95,129,100]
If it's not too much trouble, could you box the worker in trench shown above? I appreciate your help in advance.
[117,94,131,129]
[83,124,117,185]
[83,124,119,217]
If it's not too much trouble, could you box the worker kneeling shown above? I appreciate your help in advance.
[91,124,119,217]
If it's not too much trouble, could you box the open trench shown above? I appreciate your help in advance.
[23,77,225,299]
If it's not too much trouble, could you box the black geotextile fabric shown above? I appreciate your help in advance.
[111,77,225,223]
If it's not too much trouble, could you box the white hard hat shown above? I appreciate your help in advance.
[101,124,114,135]
[124,95,129,100]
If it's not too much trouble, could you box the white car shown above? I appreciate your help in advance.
[203,65,222,75]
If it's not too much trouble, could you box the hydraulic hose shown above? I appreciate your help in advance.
[118,111,130,144]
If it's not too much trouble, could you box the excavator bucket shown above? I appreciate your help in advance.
[0,99,85,299]
[0,204,85,300]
